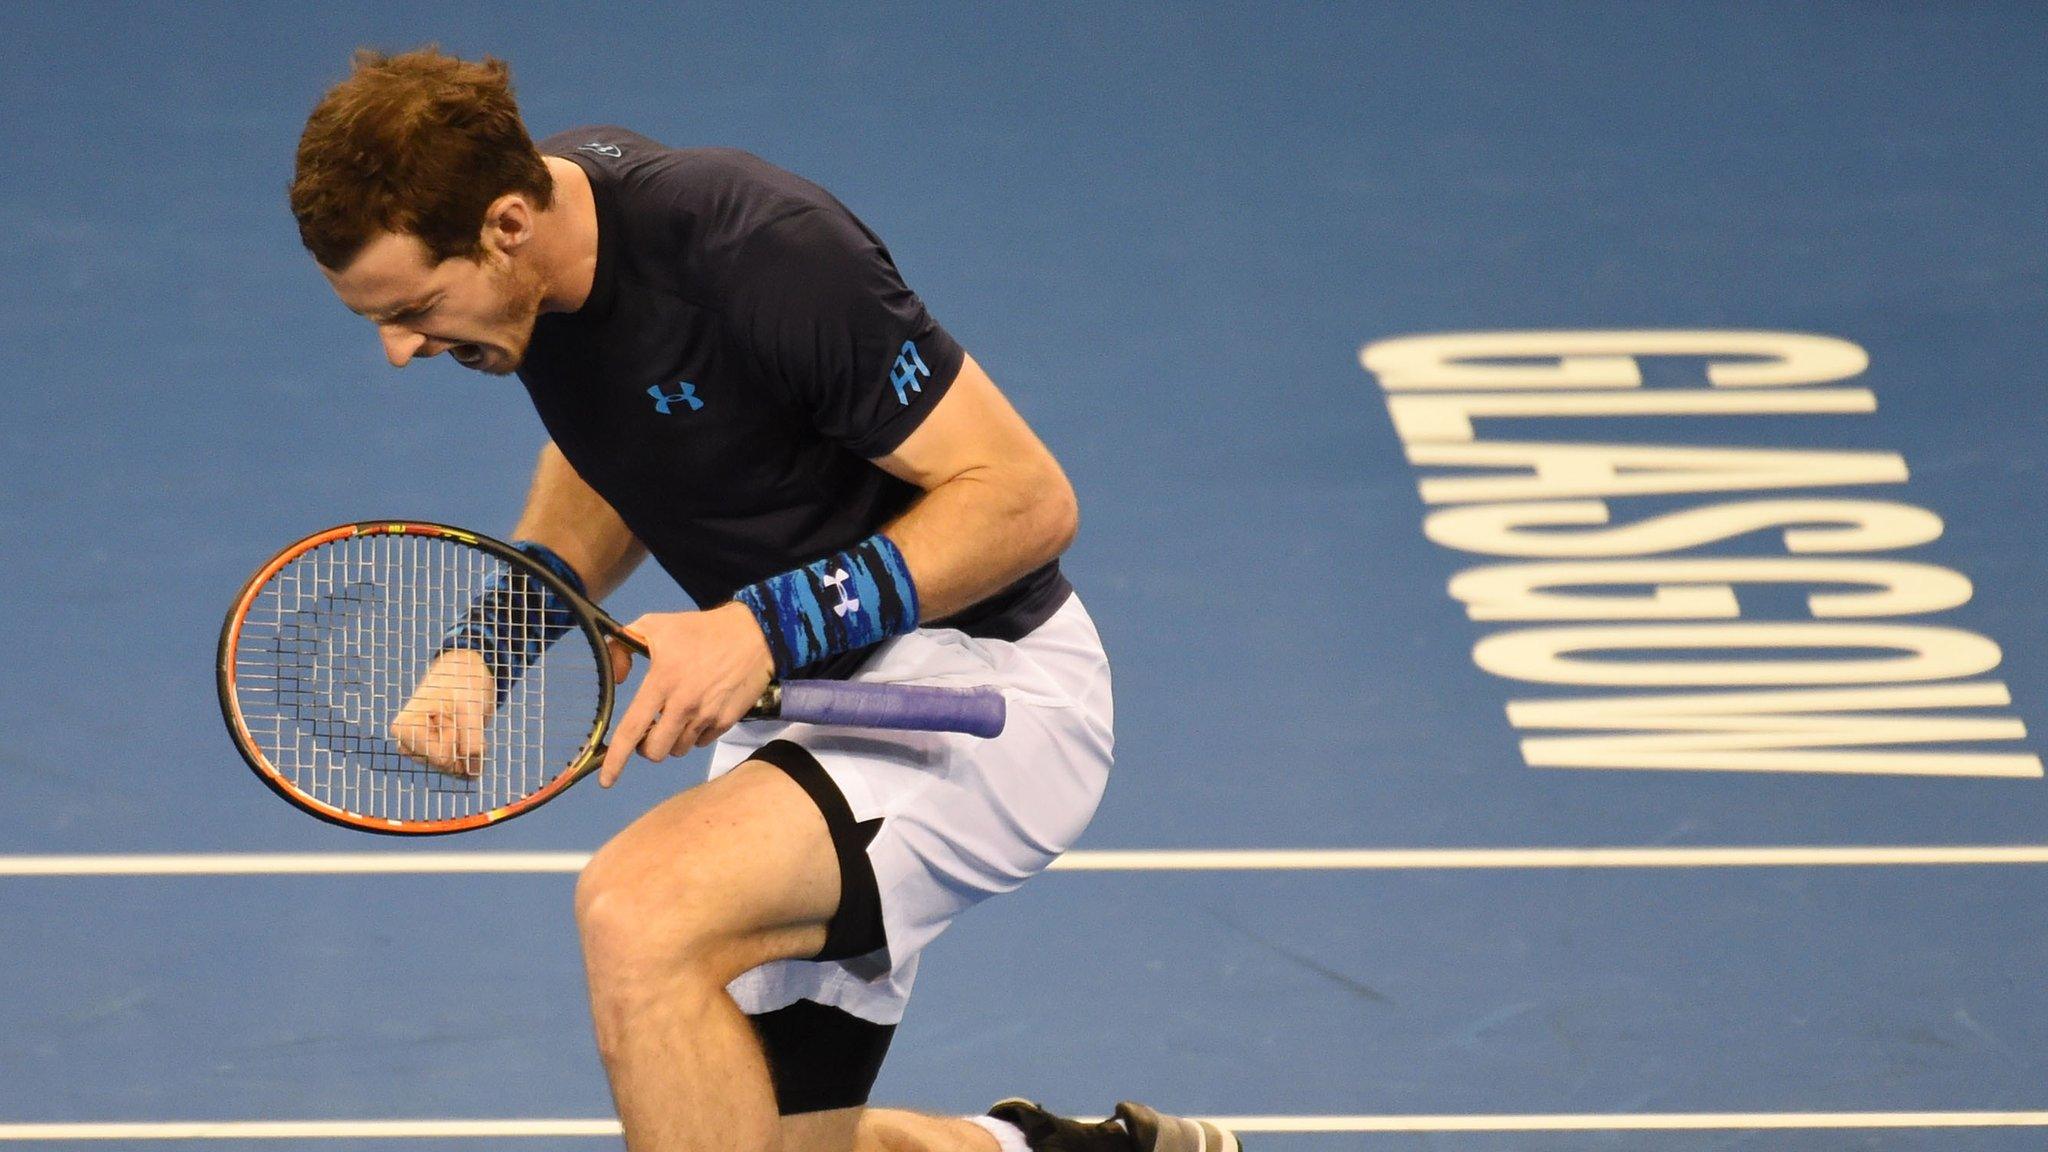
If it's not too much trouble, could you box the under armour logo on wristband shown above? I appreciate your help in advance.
[647,382,703,414]
[889,340,930,405]
[735,535,917,676]
[821,567,860,617]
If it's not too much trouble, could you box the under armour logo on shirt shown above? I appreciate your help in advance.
[648,382,703,414]
[890,340,930,405]
[820,567,860,618]
[578,142,623,158]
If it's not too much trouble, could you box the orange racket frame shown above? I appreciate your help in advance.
[216,521,620,835]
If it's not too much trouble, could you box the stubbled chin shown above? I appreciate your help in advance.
[458,346,520,376]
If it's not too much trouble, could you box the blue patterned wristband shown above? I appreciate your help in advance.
[733,533,921,676]
[436,540,586,703]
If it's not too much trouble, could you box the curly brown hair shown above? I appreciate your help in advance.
[290,47,554,270]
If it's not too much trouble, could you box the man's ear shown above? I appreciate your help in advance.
[481,192,537,255]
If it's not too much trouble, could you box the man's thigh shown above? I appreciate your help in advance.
[711,599,1115,1032]
[577,758,840,977]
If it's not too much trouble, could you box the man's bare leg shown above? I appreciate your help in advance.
[846,1109,999,1152]
[576,759,1229,1152]
[576,760,843,1152]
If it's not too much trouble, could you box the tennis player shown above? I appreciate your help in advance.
[289,49,1240,1152]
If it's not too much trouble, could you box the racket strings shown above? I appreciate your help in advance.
[233,533,601,824]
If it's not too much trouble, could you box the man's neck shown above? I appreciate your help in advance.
[535,155,599,314]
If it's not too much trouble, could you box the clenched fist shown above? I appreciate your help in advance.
[390,647,495,777]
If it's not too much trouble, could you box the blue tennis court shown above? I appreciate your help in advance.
[6,3,2048,1148]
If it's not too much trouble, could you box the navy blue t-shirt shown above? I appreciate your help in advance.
[519,128,1071,676]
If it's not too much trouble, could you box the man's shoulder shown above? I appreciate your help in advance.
[539,127,834,214]
[545,128,861,292]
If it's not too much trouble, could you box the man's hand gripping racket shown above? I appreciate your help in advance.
[218,521,1005,835]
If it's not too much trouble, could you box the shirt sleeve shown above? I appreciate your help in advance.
[725,205,966,458]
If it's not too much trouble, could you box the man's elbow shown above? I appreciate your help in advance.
[1036,466,1080,559]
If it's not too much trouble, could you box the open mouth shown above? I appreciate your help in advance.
[451,345,485,367]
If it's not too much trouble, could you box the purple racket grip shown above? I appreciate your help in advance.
[773,680,1007,738]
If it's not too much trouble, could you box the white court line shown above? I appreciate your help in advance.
[1219,1112,2048,1131]
[9,846,2048,876]
[9,1112,2048,1140]
[0,1120,618,1141]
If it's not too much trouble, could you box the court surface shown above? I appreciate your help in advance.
[6,3,2048,1149]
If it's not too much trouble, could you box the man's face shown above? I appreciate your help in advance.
[322,232,546,376]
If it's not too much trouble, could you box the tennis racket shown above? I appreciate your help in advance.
[217,521,1006,835]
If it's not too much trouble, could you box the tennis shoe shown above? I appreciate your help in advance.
[1115,1101,1242,1152]
[987,1099,1242,1152]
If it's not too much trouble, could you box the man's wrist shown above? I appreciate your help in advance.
[711,600,776,677]
[731,533,921,677]
[435,539,586,702]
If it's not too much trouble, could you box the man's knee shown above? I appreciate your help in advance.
[574,843,728,982]
[574,760,840,989]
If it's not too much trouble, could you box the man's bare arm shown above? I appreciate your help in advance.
[511,441,648,600]
[587,352,1072,783]
[870,352,1079,620]
[390,444,643,776]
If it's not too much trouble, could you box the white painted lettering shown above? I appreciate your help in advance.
[1449,558,1972,620]
[1471,623,2002,686]
[1422,499,1945,558]
[1411,442,1909,504]
[1387,389,1876,445]
[1506,683,2041,777]
[1361,330,1869,392]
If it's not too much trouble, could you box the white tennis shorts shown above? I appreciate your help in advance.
[706,593,1114,1026]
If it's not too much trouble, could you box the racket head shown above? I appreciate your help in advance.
[217,521,616,834]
